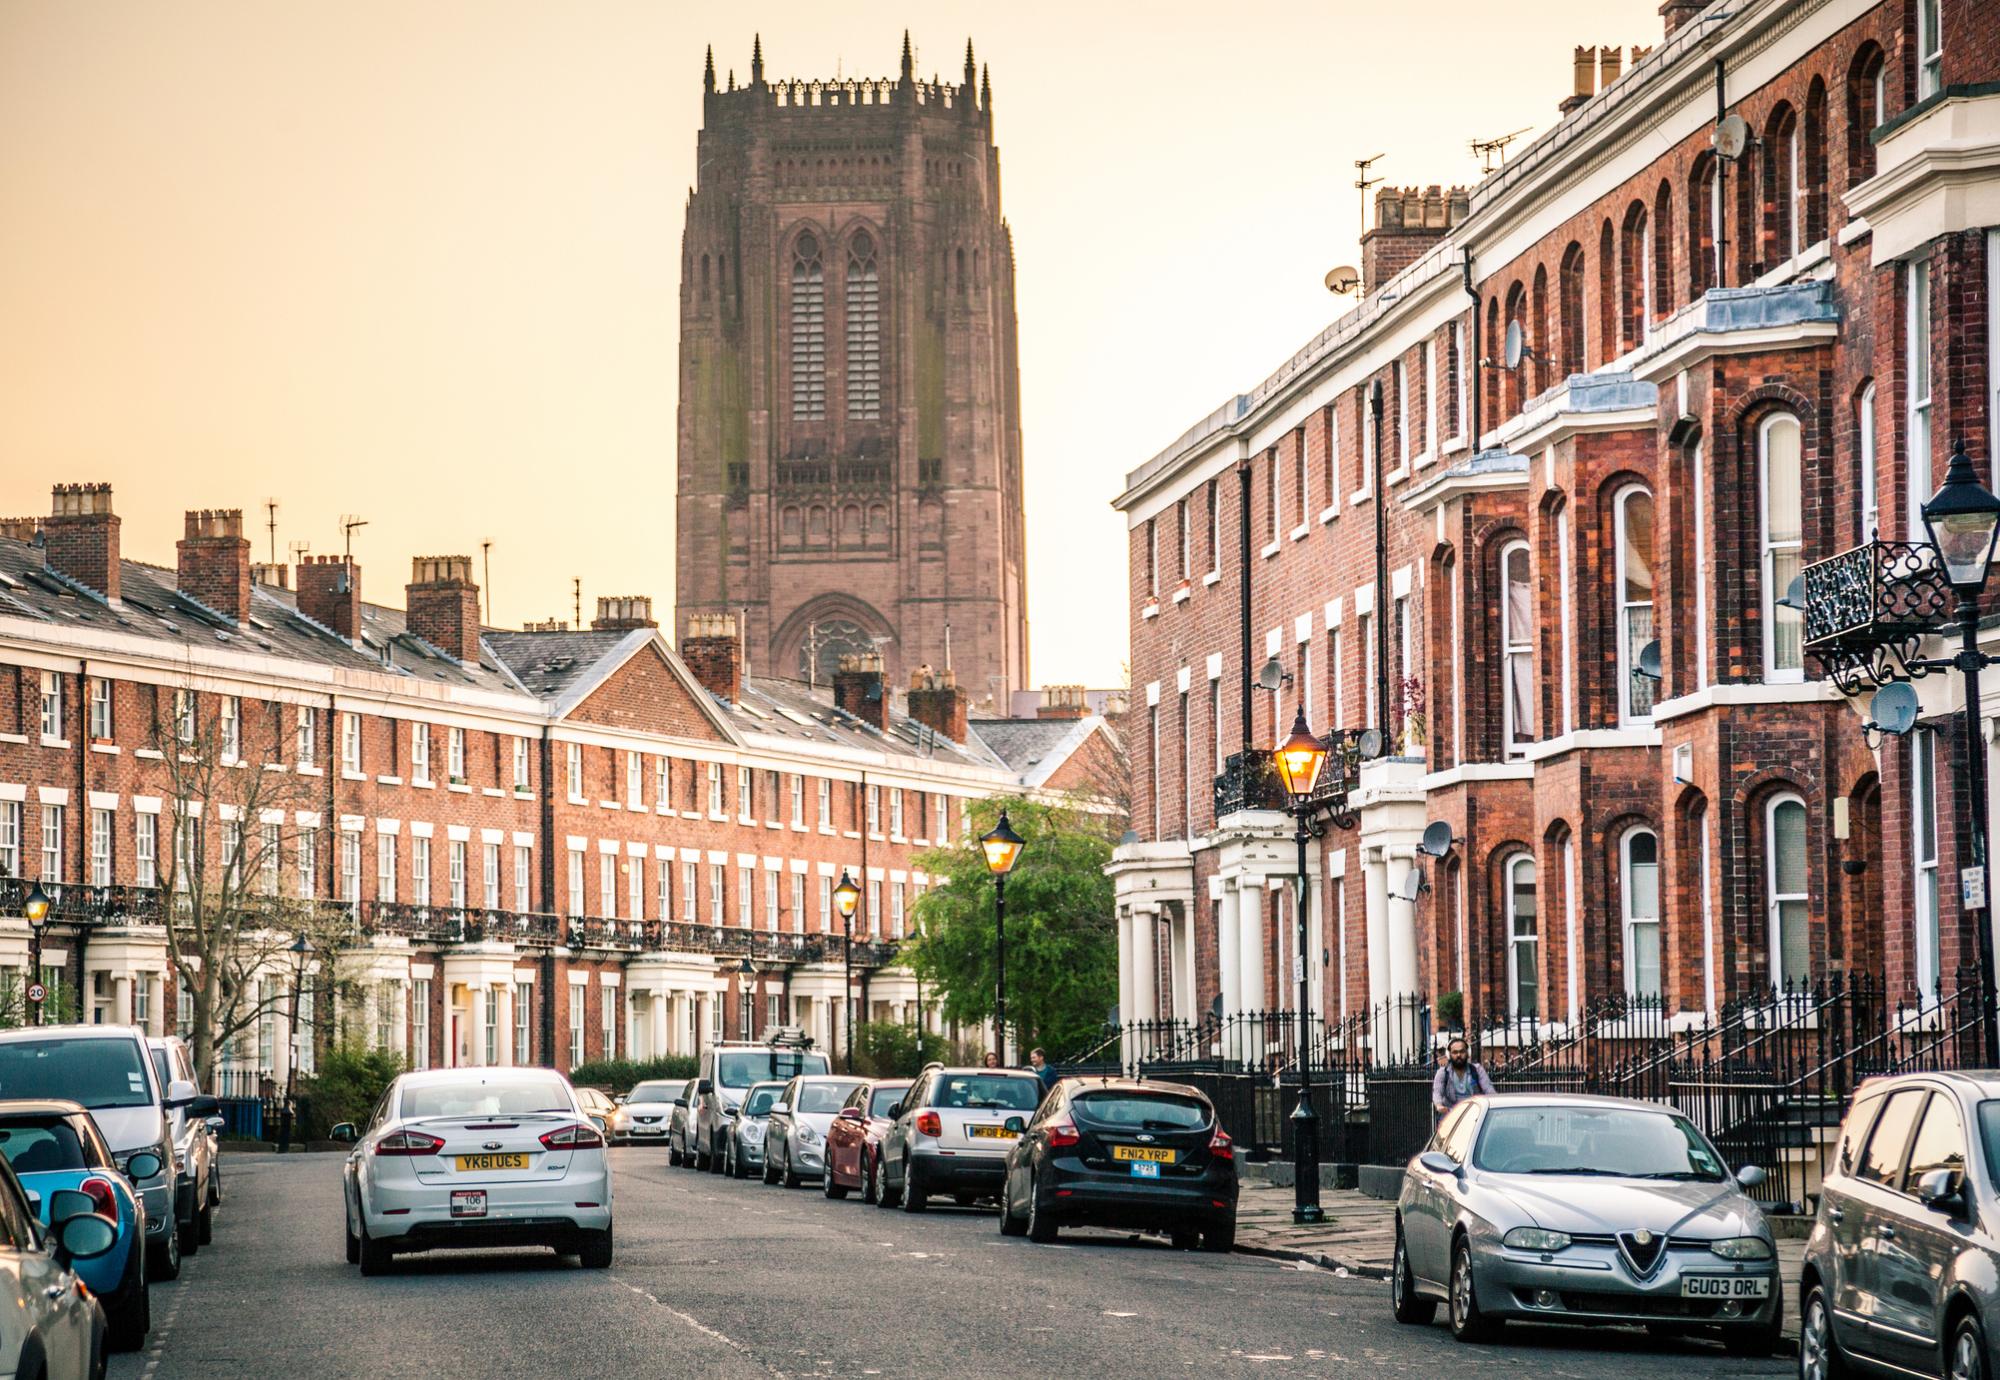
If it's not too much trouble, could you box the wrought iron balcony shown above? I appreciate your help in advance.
[0,879,167,924]
[1803,539,1951,693]
[1213,729,1366,828]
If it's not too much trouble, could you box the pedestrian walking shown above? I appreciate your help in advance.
[1430,1037,1493,1122]
[1028,1047,1057,1095]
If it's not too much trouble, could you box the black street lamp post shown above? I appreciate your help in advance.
[23,882,50,1026]
[278,934,310,1155]
[736,957,755,1042]
[833,871,860,1069]
[1273,707,1330,1225]
[979,810,1026,1063]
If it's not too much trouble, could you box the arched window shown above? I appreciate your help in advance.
[790,233,826,420]
[1614,486,1656,722]
[1558,242,1586,376]
[1597,219,1618,366]
[1765,794,1809,989]
[1505,853,1538,1020]
[845,230,881,420]
[1912,727,1941,994]
[1530,266,1550,396]
[1760,414,1805,681]
[1858,383,1879,540]
[1689,153,1718,297]
[1764,104,1800,263]
[1652,180,1674,319]
[1804,78,1829,245]
[1502,282,1527,416]
[1620,828,1661,1000]
[1847,43,1886,183]
[1483,298,1501,423]
[1620,202,1651,349]
[1500,540,1534,752]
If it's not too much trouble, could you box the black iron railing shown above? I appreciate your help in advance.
[1214,749,1286,817]
[1803,538,1952,692]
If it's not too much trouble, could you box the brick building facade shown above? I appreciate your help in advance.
[674,33,1030,713]
[0,487,1103,1085]
[1112,0,2000,1050]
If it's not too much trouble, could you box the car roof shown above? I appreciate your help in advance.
[396,1067,571,1088]
[1463,1091,1698,1115]
[786,1074,861,1083]
[1854,1070,2000,1098]
[145,1036,188,1050]
[930,1066,1038,1078]
[0,1024,146,1043]
[744,1080,787,1092]
[1061,1077,1209,1100]
[0,1099,90,1119]
[864,1078,912,1088]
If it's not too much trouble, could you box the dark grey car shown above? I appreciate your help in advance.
[1800,1070,2000,1380]
[722,1082,784,1179]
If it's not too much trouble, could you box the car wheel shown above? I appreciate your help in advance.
[762,1146,779,1185]
[1798,1285,1847,1380]
[177,1207,199,1257]
[359,1232,393,1277]
[147,1220,180,1282]
[196,1199,213,1247]
[824,1160,849,1199]
[694,1135,711,1172]
[999,1180,1028,1237]
[344,1203,360,1264]
[782,1147,803,1190]
[1201,1219,1235,1252]
[1946,1311,1987,1380]
[577,1228,613,1270]
[1391,1228,1438,1325]
[1448,1235,1498,1342]
[709,1134,727,1174]
[900,1158,928,1213]
[1024,1172,1056,1242]
[105,1246,149,1352]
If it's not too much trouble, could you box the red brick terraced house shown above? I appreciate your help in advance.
[1111,0,2000,1076]
[0,492,1096,1088]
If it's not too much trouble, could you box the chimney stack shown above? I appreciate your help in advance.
[1561,45,1597,114]
[1037,684,1090,720]
[177,509,251,623]
[591,596,658,631]
[0,517,40,545]
[906,666,967,743]
[834,653,888,731]
[43,484,120,600]
[1599,44,1623,86]
[296,555,363,643]
[1359,185,1470,295]
[681,613,743,702]
[405,556,482,664]
[251,562,289,590]
[1659,0,1706,37]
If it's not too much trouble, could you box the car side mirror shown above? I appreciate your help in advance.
[886,1103,903,1119]
[615,1095,628,1106]
[186,1095,221,1120]
[1418,1150,1461,1176]
[52,1212,117,1267]
[1735,1164,1768,1189]
[204,1116,226,1135]
[47,1188,96,1225]
[837,1107,864,1122]
[329,1123,359,1144]
[166,1077,199,1107]
[696,1079,714,1095]
[23,1191,38,1217]
[1917,1167,1963,1211]
[771,1102,790,1117]
[672,1098,687,1109]
[1004,1116,1026,1134]
[123,1151,163,1183]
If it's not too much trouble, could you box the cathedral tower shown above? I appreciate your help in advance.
[676,34,1029,711]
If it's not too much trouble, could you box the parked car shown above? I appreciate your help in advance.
[0,1024,212,1283]
[1799,1070,2000,1380]
[691,1035,829,1172]
[998,1077,1236,1249]
[619,1080,681,1148]
[0,1152,117,1380]
[762,1076,863,1188]
[666,1079,700,1166]
[1390,1092,1779,1355]
[722,1082,784,1179]
[147,1036,216,1252]
[824,1079,911,1202]
[333,1066,612,1275]
[876,1065,1043,1211]
[575,1086,619,1139]
[0,1099,158,1351]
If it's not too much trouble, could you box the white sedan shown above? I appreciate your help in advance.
[334,1068,613,1275]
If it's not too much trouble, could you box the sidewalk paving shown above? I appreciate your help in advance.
[1232,1178,1806,1346]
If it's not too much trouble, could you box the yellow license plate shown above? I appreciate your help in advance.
[454,1153,529,1172]
[1112,1145,1176,1164]
[968,1125,1019,1139]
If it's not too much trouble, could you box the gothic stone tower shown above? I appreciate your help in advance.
[676,34,1029,712]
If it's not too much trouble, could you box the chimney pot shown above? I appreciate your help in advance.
[833,653,889,731]
[681,613,743,702]
[176,507,251,623]
[296,555,363,643]
[1658,0,1707,37]
[1359,184,1472,295]
[41,483,120,599]
[404,555,482,663]
[591,595,658,631]
[906,665,967,743]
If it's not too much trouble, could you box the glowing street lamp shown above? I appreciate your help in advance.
[979,810,1027,1063]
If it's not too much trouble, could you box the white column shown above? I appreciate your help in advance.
[112,976,133,1027]
[1364,849,1390,1011]
[495,986,513,1067]
[1387,855,1419,1000]
[1132,906,1158,1025]
[1306,876,1325,1033]
[469,988,486,1066]
[650,991,667,1061]
[1237,880,1266,1015]
[1117,908,1135,1028]
[1217,884,1241,1021]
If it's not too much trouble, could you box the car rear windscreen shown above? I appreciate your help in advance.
[1072,1092,1209,1130]
[0,1037,152,1109]
[796,1082,859,1114]
[400,1076,573,1119]
[931,1074,1040,1111]
[718,1051,830,1087]
[869,1086,908,1117]
[628,1082,679,1103]
[0,1119,89,1173]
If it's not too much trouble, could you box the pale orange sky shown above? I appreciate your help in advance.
[0,1,1660,687]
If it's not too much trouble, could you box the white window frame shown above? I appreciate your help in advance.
[448,727,466,782]
[566,849,584,918]
[1788,120,1805,258]
[790,775,804,827]
[410,723,430,784]
[88,678,111,740]
[1917,0,1942,99]
[1914,727,1941,995]
[515,982,532,1065]
[566,742,584,802]
[682,861,697,922]
[412,841,431,910]
[1620,827,1662,1001]
[297,706,316,767]
[709,863,725,925]
[600,852,618,920]
[738,766,753,823]
[483,842,501,909]
[340,713,361,773]
[1765,793,1810,990]
[628,852,644,921]
[1505,852,1538,1021]
[515,845,531,909]
[1614,485,1656,725]
[515,736,531,791]
[1500,540,1534,752]
[1760,413,1805,684]
[219,696,240,763]
[90,808,112,888]
[39,672,61,744]
[626,751,643,807]
[764,868,779,930]
[134,811,156,889]
[449,840,467,910]
[376,833,397,904]
[1908,260,1933,542]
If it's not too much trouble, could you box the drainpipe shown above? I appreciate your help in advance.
[1372,381,1390,740]
[1462,251,1481,450]
[73,661,89,1014]
[539,727,557,1066]
[1714,58,1730,289]
[1237,452,1254,754]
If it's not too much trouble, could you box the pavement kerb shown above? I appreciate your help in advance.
[1233,1241,1391,1280]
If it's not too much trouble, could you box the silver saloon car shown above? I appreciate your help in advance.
[1392,1093,1780,1355]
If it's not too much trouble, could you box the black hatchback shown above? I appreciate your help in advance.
[998,1077,1236,1250]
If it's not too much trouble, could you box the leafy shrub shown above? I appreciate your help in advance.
[566,1056,698,1093]
[299,1044,404,1140]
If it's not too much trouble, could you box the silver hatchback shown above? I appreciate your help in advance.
[1800,1071,2000,1380]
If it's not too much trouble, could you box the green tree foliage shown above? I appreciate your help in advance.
[905,797,1117,1058]
[299,1044,405,1140]
[848,1021,965,1077]
[566,1057,697,1093]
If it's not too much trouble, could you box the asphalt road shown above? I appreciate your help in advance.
[112,1150,1795,1379]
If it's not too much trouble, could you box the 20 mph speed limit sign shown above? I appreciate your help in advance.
[25,983,45,1005]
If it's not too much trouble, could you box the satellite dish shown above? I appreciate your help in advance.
[1418,820,1456,858]
[1358,727,1386,760]
[1257,655,1288,692]
[1776,574,1807,612]
[1324,265,1360,295]
[1637,639,1663,681]
[1395,870,1426,903]
[1867,682,1920,737]
[1713,114,1750,160]
[1504,319,1527,370]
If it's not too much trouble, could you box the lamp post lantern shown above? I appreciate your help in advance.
[23,882,50,1026]
[736,957,755,1042]
[1921,439,2000,1066]
[1272,706,1329,1225]
[979,810,1026,1064]
[278,934,311,1154]
[833,871,861,1068]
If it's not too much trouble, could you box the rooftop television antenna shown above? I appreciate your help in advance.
[480,540,493,624]
[263,498,280,564]
[338,514,367,560]
[1354,153,1384,237]
[1470,127,1530,175]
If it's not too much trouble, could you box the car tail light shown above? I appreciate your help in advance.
[79,1177,118,1221]
[1208,1129,1234,1160]
[539,1123,605,1150]
[914,1112,942,1137]
[1046,1124,1080,1148]
[373,1130,446,1157]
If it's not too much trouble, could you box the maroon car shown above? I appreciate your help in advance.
[822,1079,912,1201]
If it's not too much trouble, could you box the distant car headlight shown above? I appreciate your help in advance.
[1502,1227,1572,1252]
[740,1123,764,1140]
[799,1126,822,1145]
[1709,1236,1774,1260]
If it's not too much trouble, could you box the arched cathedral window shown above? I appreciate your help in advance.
[791,233,826,420]
[846,230,881,420]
